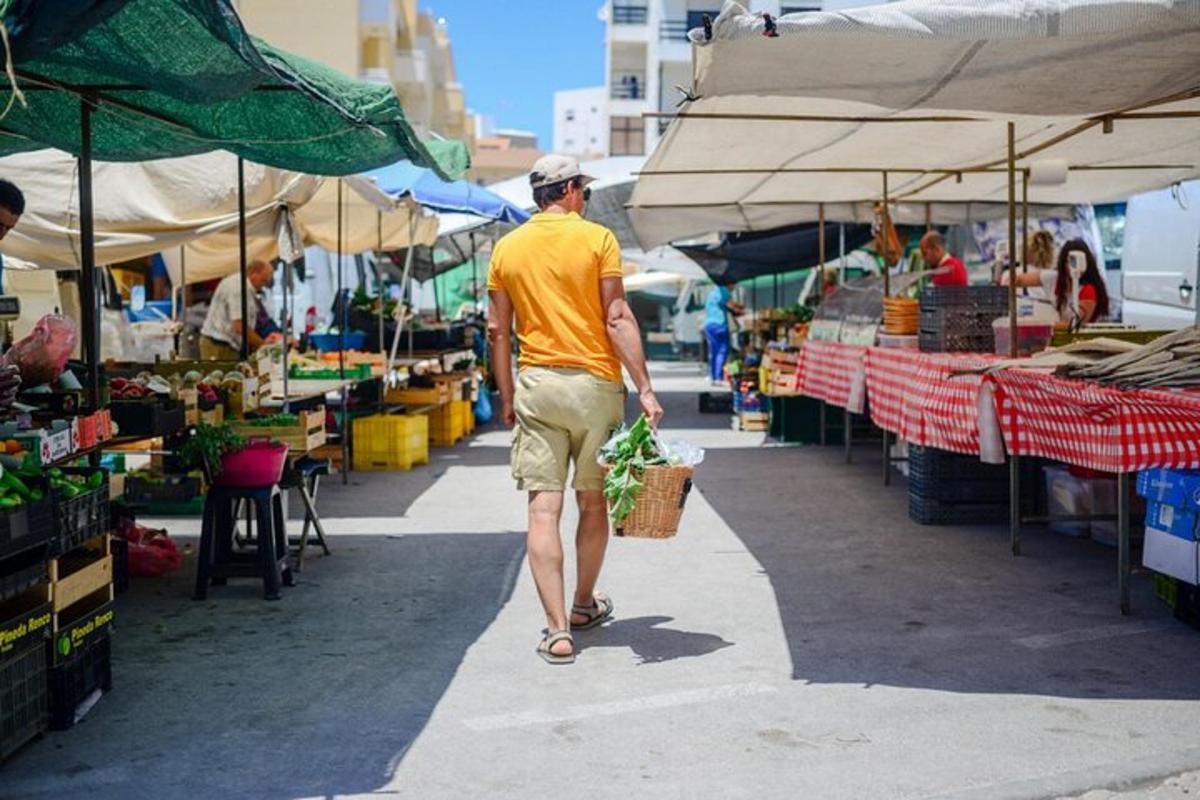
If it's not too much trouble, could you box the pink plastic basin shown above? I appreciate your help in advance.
[216,440,288,487]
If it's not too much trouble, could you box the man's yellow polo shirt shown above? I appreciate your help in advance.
[487,211,625,384]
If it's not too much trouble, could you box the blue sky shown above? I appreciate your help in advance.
[424,1,606,147]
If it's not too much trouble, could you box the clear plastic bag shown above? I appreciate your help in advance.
[1,314,78,388]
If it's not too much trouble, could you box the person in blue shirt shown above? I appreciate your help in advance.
[703,282,742,384]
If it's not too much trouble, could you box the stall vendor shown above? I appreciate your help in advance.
[919,231,969,287]
[199,259,278,360]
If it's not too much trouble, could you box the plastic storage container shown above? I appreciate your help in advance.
[308,331,368,353]
[993,317,1055,357]
[352,414,429,471]
[0,640,48,761]
[51,468,111,557]
[216,440,288,487]
[429,402,470,448]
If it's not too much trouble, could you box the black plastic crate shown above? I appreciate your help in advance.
[0,587,52,661]
[108,397,186,438]
[124,474,201,505]
[699,392,733,414]
[920,285,1011,309]
[0,548,48,604]
[0,640,48,762]
[111,537,129,595]
[0,481,54,561]
[908,492,1010,526]
[918,328,996,354]
[908,472,1011,504]
[908,445,1010,483]
[50,467,111,557]
[48,629,111,731]
[1175,581,1200,631]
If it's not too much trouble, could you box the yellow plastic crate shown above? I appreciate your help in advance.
[460,400,476,434]
[352,414,429,471]
[429,401,469,447]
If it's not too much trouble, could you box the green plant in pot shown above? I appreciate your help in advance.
[178,422,247,480]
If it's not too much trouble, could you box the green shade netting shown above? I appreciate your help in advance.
[0,0,469,178]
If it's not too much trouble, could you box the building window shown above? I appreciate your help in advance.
[565,109,575,122]
[612,4,648,25]
[565,138,575,147]
[610,116,644,156]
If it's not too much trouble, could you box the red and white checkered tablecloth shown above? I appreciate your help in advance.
[864,348,998,455]
[985,368,1200,473]
[795,340,868,412]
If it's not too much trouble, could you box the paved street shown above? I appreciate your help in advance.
[3,363,1200,800]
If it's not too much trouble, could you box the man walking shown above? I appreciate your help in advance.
[488,154,663,665]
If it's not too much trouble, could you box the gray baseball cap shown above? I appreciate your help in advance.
[529,154,596,190]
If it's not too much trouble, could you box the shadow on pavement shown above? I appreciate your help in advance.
[579,615,734,664]
[1,531,526,800]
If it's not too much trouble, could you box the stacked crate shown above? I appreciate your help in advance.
[352,414,429,471]
[918,286,1010,353]
[907,445,1015,525]
[429,401,471,448]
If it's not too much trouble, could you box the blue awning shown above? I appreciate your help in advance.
[368,161,530,224]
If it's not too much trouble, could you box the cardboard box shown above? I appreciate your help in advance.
[1143,524,1200,585]
[1137,468,1200,512]
[1145,501,1199,541]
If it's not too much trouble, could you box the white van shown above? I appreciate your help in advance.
[1121,180,1200,329]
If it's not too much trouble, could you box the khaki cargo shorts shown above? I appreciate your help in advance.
[512,367,626,492]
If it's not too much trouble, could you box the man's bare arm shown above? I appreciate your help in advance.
[487,289,517,426]
[601,277,663,427]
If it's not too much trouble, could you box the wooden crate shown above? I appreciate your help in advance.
[50,534,113,613]
[232,408,326,453]
[739,411,770,432]
[179,388,200,424]
[200,406,225,425]
[384,383,450,408]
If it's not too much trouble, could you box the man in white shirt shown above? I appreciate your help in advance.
[199,259,276,360]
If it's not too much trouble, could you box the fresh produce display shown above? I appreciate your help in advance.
[0,466,43,508]
[242,414,300,428]
[600,416,670,526]
[178,422,247,477]
[111,371,222,408]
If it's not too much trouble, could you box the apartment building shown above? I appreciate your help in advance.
[468,129,544,185]
[557,1,880,159]
[236,0,475,148]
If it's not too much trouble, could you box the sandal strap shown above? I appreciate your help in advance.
[543,629,573,647]
[573,596,612,617]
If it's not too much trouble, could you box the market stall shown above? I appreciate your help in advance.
[0,0,471,758]
[631,0,1200,618]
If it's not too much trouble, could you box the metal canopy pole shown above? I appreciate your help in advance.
[1118,472,1132,614]
[238,157,249,360]
[78,97,100,411]
[337,179,348,484]
[1022,169,1030,274]
[377,210,385,356]
[880,171,892,485]
[470,231,479,312]
[1007,121,1022,557]
[818,203,826,300]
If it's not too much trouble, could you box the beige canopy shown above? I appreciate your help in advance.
[0,149,438,284]
[629,0,1200,248]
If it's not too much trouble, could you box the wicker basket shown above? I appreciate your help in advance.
[606,464,694,539]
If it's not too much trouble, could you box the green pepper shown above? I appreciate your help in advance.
[29,489,43,502]
[57,482,82,499]
[47,467,63,479]
[0,496,21,509]
[0,470,32,500]
[87,471,105,490]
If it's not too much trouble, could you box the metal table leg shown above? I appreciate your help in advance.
[844,408,852,464]
[819,401,827,446]
[1118,472,1131,615]
[882,428,891,486]
[1009,454,1021,556]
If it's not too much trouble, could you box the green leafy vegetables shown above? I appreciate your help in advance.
[600,415,667,526]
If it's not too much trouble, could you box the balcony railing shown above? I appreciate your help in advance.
[612,4,648,24]
[611,71,646,100]
[659,19,688,41]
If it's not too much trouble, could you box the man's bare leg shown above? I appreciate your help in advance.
[527,490,571,656]
[572,489,609,624]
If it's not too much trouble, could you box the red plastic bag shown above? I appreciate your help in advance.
[1,314,78,387]
[117,518,183,578]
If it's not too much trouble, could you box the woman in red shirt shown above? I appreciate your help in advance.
[1054,239,1110,325]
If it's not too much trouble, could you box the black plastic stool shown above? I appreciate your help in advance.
[194,484,293,601]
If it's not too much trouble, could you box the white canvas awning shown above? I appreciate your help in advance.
[0,150,439,284]
[629,0,1200,248]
